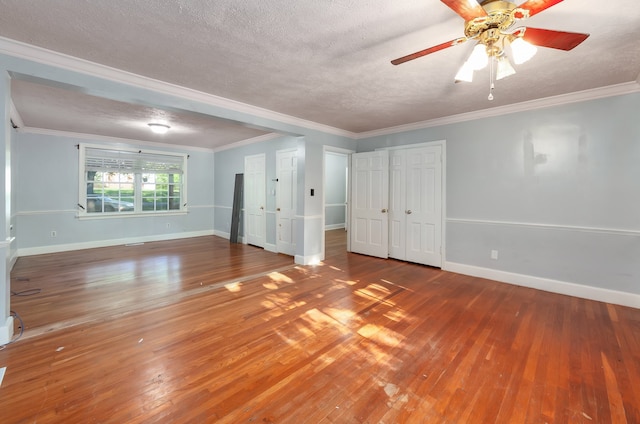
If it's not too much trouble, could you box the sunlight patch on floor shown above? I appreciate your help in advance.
[268,272,294,284]
[357,324,405,348]
[224,281,242,292]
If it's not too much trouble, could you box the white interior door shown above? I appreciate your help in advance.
[276,149,297,256]
[350,150,389,258]
[388,145,443,267]
[405,146,442,266]
[244,153,266,248]
[388,150,407,260]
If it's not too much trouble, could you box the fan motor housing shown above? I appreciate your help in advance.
[464,0,520,39]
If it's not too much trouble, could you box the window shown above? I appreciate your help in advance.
[79,144,187,217]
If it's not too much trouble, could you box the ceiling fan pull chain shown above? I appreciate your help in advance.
[488,56,495,101]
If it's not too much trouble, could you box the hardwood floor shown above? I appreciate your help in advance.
[1,230,639,423]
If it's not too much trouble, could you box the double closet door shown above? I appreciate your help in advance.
[388,146,442,266]
[350,145,442,267]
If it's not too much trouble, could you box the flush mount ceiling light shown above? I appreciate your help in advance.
[148,123,170,134]
[391,0,589,100]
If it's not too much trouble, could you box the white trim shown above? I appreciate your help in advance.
[357,82,640,139]
[447,218,640,237]
[0,237,15,248]
[325,203,346,208]
[323,145,354,261]
[0,37,355,139]
[325,223,345,230]
[2,38,638,142]
[264,243,277,253]
[214,205,233,210]
[213,229,230,239]
[17,126,217,153]
[17,230,214,257]
[375,140,447,151]
[0,316,14,346]
[212,133,283,152]
[295,253,323,266]
[17,209,77,216]
[295,214,325,221]
[9,99,24,128]
[443,261,640,309]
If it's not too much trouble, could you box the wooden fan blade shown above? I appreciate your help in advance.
[517,0,564,17]
[440,0,487,21]
[391,38,467,65]
[521,27,589,50]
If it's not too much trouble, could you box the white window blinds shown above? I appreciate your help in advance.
[85,147,185,174]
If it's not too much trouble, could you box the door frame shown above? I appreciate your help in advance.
[373,139,447,264]
[322,145,354,260]
[243,153,266,248]
[275,148,297,256]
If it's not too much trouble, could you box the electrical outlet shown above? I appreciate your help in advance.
[51,230,57,238]
[490,250,498,260]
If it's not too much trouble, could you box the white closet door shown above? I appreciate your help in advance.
[350,150,389,258]
[244,153,266,248]
[389,150,407,260]
[276,149,297,256]
[405,146,442,267]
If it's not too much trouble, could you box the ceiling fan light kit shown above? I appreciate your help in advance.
[392,0,589,100]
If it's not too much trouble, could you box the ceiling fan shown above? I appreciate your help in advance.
[391,0,589,99]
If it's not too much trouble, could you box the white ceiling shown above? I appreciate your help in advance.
[1,0,639,150]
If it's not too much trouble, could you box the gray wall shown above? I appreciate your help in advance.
[15,132,215,253]
[358,92,640,297]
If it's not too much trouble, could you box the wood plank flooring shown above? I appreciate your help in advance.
[1,230,639,423]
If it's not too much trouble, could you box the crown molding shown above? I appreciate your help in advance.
[0,36,356,139]
[16,126,219,153]
[356,81,640,140]
[3,36,639,144]
[212,133,284,152]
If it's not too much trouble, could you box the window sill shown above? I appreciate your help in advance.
[77,210,188,220]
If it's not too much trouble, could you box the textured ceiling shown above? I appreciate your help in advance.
[1,0,639,149]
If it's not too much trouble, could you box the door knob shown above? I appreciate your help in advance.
[406,210,412,214]
[260,206,264,210]
[276,208,281,211]
[381,208,387,213]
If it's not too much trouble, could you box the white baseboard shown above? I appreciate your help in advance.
[214,230,247,244]
[295,253,322,265]
[17,230,215,257]
[325,224,345,230]
[264,243,277,253]
[213,230,230,239]
[0,316,14,346]
[443,261,640,309]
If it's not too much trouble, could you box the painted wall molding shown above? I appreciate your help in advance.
[0,36,354,139]
[443,261,640,309]
[0,316,14,346]
[16,126,217,153]
[358,82,640,139]
[18,230,215,257]
[447,218,640,237]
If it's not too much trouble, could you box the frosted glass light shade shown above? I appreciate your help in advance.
[454,62,474,82]
[496,56,516,80]
[468,44,488,70]
[511,37,537,64]
[148,123,170,134]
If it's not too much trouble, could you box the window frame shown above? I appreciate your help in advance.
[78,143,188,219]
